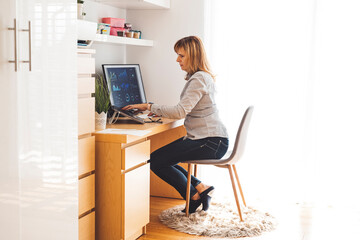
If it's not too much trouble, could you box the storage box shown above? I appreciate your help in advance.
[102,18,125,28]
[97,23,111,35]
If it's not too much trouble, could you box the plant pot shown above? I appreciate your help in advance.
[95,112,107,130]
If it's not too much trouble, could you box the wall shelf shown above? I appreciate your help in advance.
[96,0,170,9]
[94,34,153,46]
[77,20,154,47]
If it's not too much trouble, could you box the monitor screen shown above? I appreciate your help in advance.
[102,64,147,109]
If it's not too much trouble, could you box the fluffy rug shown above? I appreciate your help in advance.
[159,201,276,238]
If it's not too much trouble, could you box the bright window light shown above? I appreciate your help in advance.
[203,0,360,209]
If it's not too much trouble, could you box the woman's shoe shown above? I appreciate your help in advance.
[181,199,202,214]
[200,186,215,211]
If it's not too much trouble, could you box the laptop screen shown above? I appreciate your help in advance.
[102,64,147,109]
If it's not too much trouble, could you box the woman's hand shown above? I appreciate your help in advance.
[122,103,148,111]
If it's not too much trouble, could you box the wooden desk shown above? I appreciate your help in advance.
[94,118,186,240]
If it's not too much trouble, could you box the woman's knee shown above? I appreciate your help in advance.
[149,158,165,173]
[149,161,158,172]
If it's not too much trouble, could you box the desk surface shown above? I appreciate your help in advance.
[93,118,184,144]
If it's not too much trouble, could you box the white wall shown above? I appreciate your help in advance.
[83,0,127,73]
[126,0,206,105]
[82,0,206,104]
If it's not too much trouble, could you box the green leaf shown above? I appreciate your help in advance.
[95,73,110,114]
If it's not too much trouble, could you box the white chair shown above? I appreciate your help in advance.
[183,106,254,221]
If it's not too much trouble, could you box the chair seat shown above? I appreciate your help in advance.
[185,150,233,165]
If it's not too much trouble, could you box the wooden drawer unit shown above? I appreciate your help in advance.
[78,48,96,240]
[79,174,95,216]
[79,136,95,176]
[96,140,150,240]
[78,98,95,136]
[79,211,95,240]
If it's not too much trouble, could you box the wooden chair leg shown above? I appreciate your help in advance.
[228,165,243,221]
[232,165,246,207]
[185,163,193,217]
[194,164,198,178]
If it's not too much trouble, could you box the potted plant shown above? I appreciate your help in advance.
[77,0,86,20]
[95,74,110,130]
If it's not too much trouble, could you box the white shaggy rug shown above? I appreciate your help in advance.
[159,201,276,238]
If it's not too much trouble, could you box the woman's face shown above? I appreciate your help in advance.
[176,48,190,72]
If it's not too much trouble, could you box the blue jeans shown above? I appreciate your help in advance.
[150,137,229,200]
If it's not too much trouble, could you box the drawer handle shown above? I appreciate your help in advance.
[20,21,32,71]
[8,19,18,72]
[122,161,148,174]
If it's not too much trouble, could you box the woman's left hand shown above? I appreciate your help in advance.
[122,103,148,111]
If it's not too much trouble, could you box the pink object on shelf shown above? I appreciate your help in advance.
[110,27,126,36]
[102,17,125,28]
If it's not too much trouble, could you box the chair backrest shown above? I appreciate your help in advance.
[226,106,254,165]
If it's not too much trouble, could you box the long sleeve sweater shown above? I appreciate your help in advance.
[150,71,228,140]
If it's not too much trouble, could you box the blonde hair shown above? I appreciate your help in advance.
[174,36,215,79]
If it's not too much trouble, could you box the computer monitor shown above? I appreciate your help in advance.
[102,64,147,110]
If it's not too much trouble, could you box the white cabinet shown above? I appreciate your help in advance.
[0,0,78,239]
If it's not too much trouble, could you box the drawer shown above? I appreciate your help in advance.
[79,211,95,240]
[79,174,95,215]
[78,136,95,176]
[78,98,95,135]
[78,77,95,95]
[121,140,150,170]
[77,57,95,75]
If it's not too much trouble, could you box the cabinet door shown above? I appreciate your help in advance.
[78,55,95,74]
[78,98,96,135]
[79,211,95,240]
[122,140,150,239]
[124,161,150,240]
[79,174,95,216]
[79,136,95,176]
[0,0,78,239]
[0,2,20,239]
[78,77,95,95]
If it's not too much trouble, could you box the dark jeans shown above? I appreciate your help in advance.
[150,137,229,200]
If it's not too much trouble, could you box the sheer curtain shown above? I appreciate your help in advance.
[202,0,360,208]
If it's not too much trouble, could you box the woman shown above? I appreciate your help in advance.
[122,36,228,213]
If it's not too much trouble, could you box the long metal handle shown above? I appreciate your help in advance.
[8,19,18,72]
[20,21,32,71]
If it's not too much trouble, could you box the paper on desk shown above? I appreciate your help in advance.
[137,113,149,119]
[97,128,151,136]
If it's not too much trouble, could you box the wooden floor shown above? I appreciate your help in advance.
[138,197,360,240]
